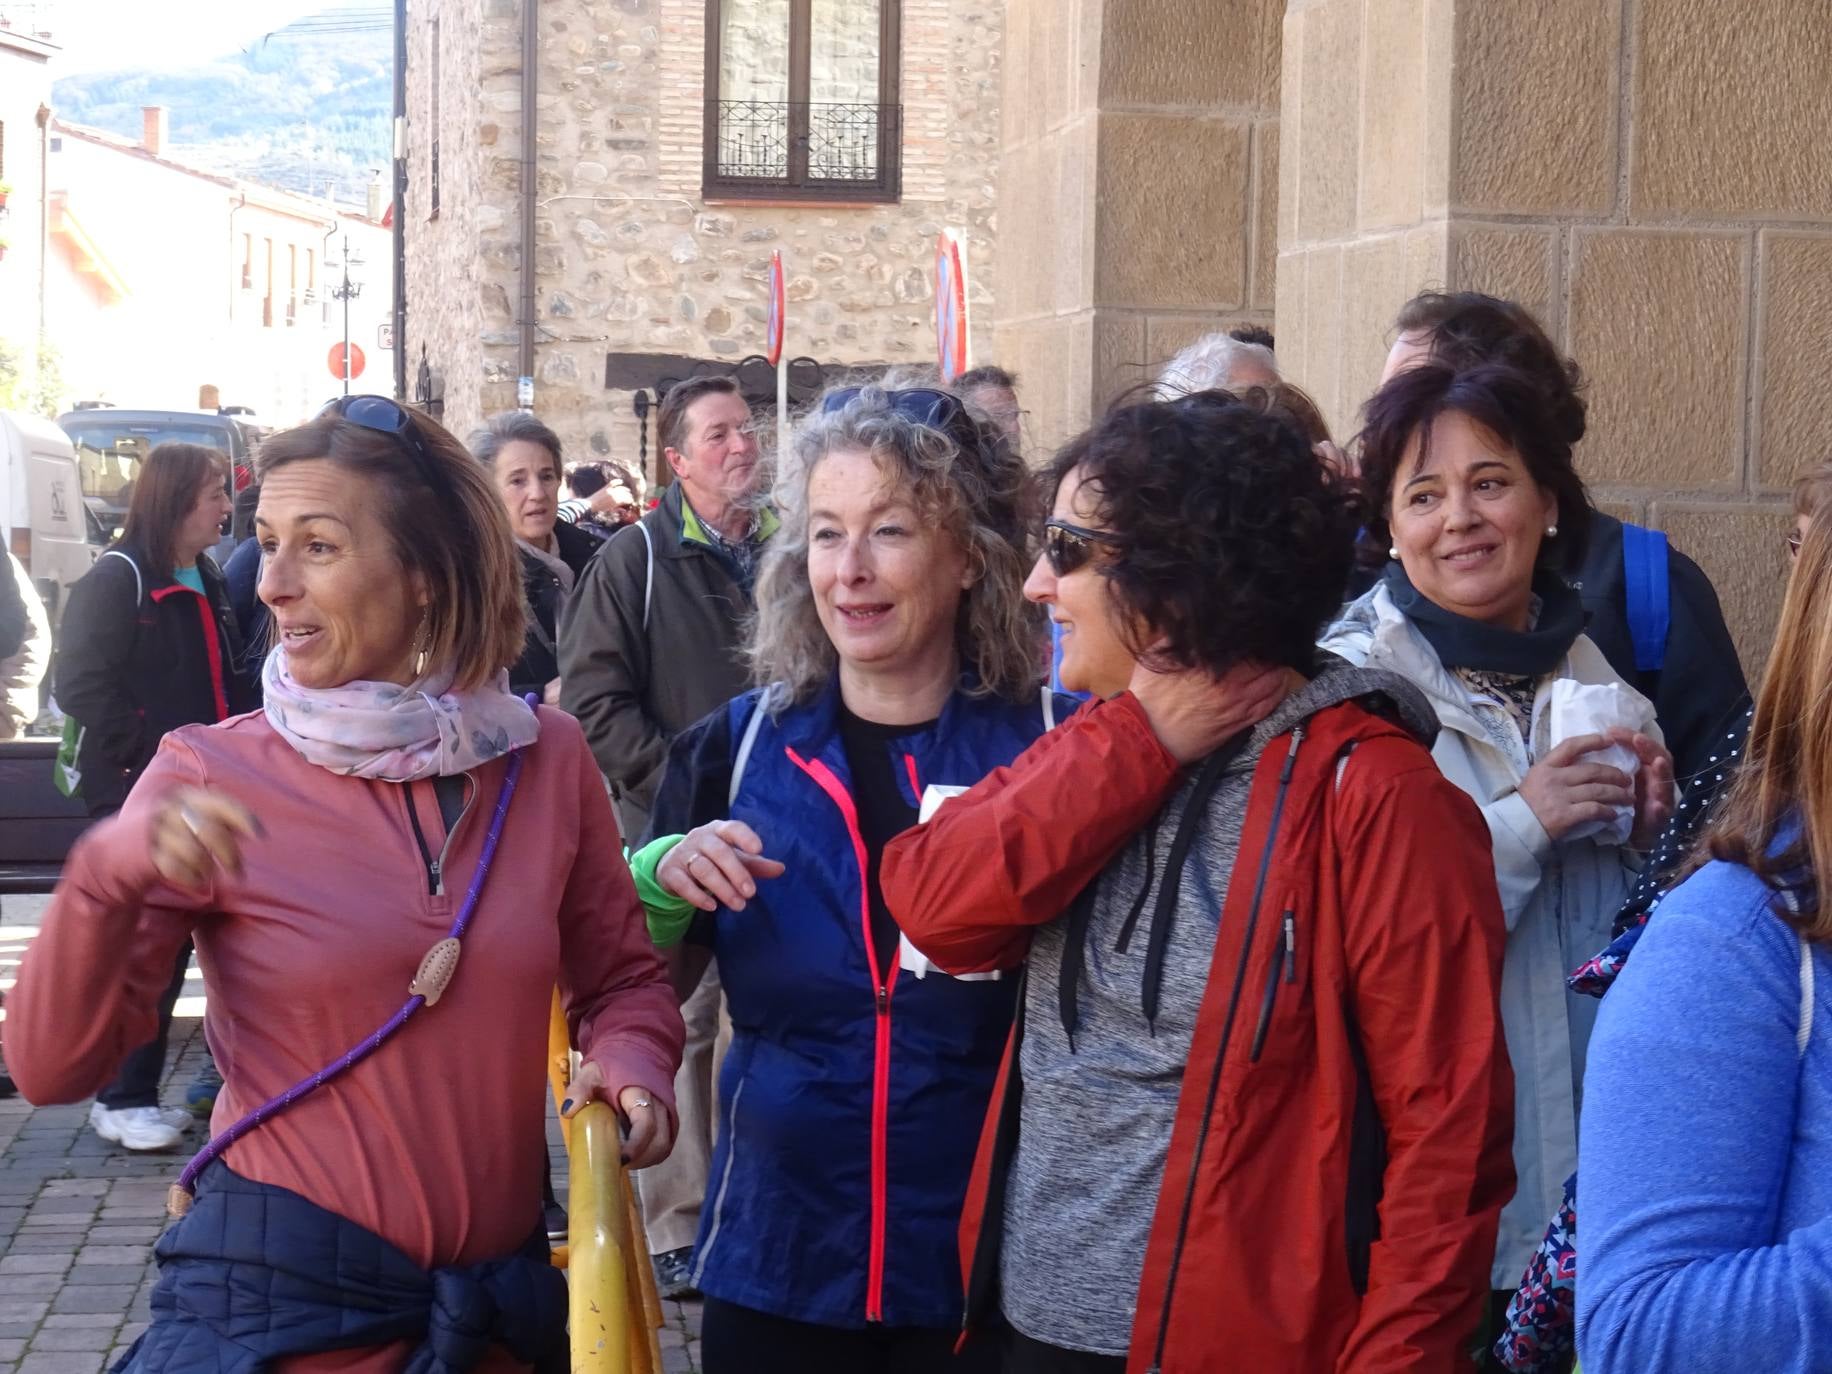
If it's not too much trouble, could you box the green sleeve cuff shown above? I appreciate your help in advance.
[630,834,696,946]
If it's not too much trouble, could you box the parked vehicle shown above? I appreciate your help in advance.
[56,408,264,560]
[0,412,94,890]
[1,410,95,625]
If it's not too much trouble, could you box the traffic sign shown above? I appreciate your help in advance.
[329,343,367,381]
[934,232,969,383]
[377,322,396,351]
[766,250,786,368]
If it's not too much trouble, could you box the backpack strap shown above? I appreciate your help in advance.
[636,521,655,633]
[100,549,144,607]
[1040,685,1056,731]
[728,691,770,809]
[1620,522,1671,675]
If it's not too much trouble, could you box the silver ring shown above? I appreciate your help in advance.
[686,852,703,871]
[178,806,204,838]
[630,1097,651,1109]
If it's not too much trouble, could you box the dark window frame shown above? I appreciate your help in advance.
[702,0,903,204]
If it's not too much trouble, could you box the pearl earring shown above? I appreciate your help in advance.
[1546,524,1559,538]
[1388,546,1399,560]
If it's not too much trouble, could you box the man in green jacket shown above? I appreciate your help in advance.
[557,373,773,1297]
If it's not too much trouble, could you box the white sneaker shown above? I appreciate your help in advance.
[158,1107,194,1133]
[89,1103,185,1152]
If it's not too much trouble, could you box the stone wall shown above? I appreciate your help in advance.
[1276,0,1832,678]
[404,0,1002,481]
[404,0,488,440]
[990,0,1283,454]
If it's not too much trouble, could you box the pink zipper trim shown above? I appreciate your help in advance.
[787,745,901,1323]
[903,752,921,802]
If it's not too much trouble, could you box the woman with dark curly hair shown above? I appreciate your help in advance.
[1320,360,1676,1337]
[884,391,1516,1372]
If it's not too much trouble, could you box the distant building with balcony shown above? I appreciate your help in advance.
[44,107,392,425]
[403,0,1001,478]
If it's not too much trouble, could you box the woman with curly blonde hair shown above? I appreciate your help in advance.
[625,385,1074,1372]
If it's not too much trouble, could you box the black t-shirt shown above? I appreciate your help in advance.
[837,704,936,983]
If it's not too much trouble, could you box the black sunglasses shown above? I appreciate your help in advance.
[821,386,970,433]
[1043,518,1122,576]
[319,395,442,492]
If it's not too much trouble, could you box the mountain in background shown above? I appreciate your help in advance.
[51,9,392,209]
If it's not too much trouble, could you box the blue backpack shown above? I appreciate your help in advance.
[1620,522,1670,675]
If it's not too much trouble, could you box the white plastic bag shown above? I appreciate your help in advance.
[1545,679,1658,845]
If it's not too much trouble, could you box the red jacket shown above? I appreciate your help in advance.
[881,692,1514,1373]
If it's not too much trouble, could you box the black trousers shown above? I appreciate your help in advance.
[700,1296,1001,1374]
[96,941,190,1110]
[1000,1328,1127,1374]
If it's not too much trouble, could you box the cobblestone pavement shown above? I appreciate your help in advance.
[0,896,703,1374]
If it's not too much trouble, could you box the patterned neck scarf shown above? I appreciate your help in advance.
[261,648,539,781]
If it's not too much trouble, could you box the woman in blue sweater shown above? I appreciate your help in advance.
[1576,503,1832,1373]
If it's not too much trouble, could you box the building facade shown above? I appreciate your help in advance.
[403,0,1002,476]
[0,20,58,413]
[46,112,392,425]
[407,0,1825,673]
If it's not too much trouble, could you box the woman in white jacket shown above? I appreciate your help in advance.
[1321,360,1675,1316]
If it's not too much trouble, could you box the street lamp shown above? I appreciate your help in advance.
[327,238,365,396]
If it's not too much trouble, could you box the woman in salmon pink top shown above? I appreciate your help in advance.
[4,396,685,1374]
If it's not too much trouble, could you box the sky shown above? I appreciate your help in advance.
[38,0,380,75]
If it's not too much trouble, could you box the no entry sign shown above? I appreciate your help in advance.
[934,232,969,384]
[329,343,366,381]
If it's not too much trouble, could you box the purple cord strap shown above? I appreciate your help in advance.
[174,748,527,1198]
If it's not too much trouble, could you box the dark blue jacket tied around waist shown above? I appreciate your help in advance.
[111,1164,566,1374]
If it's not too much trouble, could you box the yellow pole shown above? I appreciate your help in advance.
[568,1102,633,1374]
[550,993,660,1373]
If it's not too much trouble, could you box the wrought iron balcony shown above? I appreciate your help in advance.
[705,100,902,201]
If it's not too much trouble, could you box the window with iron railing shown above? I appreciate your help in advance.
[704,0,902,202]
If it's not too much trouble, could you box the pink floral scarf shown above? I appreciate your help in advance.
[261,648,539,781]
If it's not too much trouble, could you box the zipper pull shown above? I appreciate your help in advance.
[876,984,889,1015]
[1278,724,1305,782]
[429,858,442,895]
[1282,910,1297,983]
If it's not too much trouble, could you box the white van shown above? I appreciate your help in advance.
[0,410,96,625]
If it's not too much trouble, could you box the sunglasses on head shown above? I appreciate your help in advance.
[319,395,442,492]
[1043,518,1122,576]
[821,386,970,433]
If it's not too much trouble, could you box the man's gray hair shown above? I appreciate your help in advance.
[1154,333,1279,400]
[468,411,564,469]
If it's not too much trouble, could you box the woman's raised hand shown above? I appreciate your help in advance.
[146,786,264,891]
[656,820,786,913]
[1517,734,1637,843]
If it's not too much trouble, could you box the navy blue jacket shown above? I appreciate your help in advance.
[114,1164,565,1374]
[649,679,1072,1329]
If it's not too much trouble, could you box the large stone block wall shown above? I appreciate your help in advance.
[993,0,1283,454]
[404,0,1001,476]
[1277,0,1832,677]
